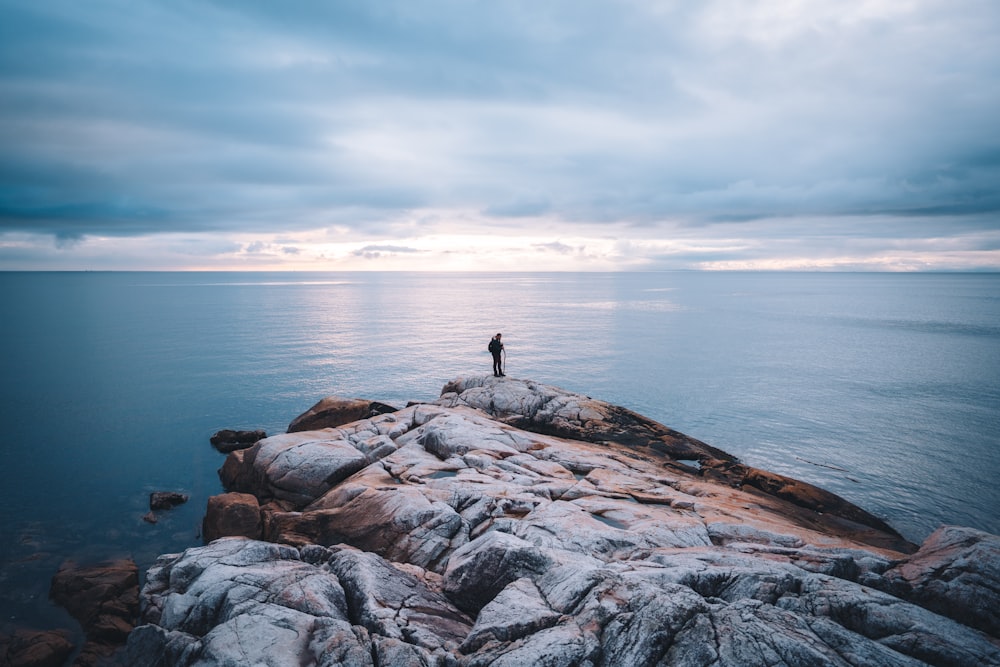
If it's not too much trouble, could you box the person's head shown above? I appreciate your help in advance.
[495,333,502,339]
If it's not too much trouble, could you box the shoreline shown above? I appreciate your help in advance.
[5,376,998,665]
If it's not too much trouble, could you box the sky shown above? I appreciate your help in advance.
[1,0,998,271]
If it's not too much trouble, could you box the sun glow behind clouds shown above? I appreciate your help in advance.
[4,212,998,271]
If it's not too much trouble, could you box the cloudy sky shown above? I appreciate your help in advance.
[1,0,998,271]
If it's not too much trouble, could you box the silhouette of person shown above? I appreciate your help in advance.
[488,333,505,377]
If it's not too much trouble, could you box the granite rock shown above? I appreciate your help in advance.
[133,376,1000,666]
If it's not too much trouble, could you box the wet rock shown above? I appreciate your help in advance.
[49,558,138,666]
[149,491,188,511]
[0,628,74,667]
[209,428,266,453]
[201,492,262,542]
[287,396,398,433]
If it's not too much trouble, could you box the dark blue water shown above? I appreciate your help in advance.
[2,271,998,634]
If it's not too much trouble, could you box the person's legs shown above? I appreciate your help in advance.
[492,354,501,376]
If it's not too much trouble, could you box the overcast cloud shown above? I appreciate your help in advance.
[1,0,998,270]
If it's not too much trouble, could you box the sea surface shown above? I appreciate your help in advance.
[1,271,998,636]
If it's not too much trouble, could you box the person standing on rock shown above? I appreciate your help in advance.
[489,333,505,377]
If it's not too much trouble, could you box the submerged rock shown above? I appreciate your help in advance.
[0,628,74,667]
[149,491,188,511]
[50,558,138,666]
[129,376,1000,666]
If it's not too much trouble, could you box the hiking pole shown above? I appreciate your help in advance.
[502,348,506,375]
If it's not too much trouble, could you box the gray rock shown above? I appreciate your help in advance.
[132,376,1000,667]
[881,525,1000,637]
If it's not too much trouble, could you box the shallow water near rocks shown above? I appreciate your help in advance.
[1,270,998,632]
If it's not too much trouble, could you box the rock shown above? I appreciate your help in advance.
[130,376,1000,666]
[238,431,370,505]
[127,538,430,666]
[327,546,472,652]
[439,375,734,462]
[459,577,560,653]
[141,511,158,524]
[881,524,1000,637]
[440,377,911,547]
[0,628,74,667]
[202,492,262,542]
[287,396,398,433]
[49,558,138,666]
[149,491,189,510]
[209,428,266,453]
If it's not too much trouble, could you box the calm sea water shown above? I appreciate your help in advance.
[1,271,998,634]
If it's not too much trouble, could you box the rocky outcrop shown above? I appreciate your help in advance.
[129,376,1000,666]
[49,558,139,666]
[287,396,399,433]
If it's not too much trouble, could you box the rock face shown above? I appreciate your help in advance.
[130,376,1000,666]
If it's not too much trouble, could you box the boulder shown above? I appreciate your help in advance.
[201,492,262,542]
[0,628,74,667]
[209,428,266,453]
[49,558,138,666]
[287,396,398,433]
[149,491,188,510]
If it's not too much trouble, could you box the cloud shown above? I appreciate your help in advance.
[352,244,424,260]
[0,0,998,269]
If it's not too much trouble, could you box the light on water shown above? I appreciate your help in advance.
[1,271,998,633]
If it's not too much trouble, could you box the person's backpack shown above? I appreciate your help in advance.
[488,338,500,354]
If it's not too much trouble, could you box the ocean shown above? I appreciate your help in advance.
[1,271,998,635]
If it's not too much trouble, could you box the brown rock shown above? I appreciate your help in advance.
[218,448,252,492]
[287,396,397,433]
[149,491,188,510]
[0,628,74,667]
[202,492,262,542]
[210,428,267,453]
[49,558,138,664]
